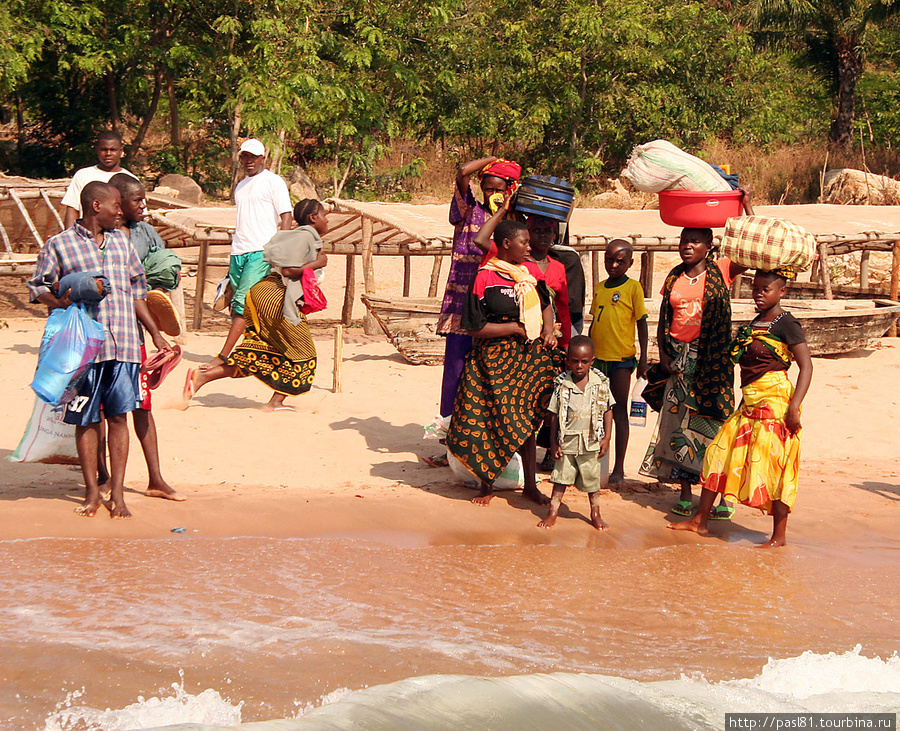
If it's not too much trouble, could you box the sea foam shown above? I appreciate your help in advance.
[44,647,900,731]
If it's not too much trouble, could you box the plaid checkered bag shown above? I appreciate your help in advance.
[720,216,815,273]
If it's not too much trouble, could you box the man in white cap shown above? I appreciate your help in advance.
[205,138,292,369]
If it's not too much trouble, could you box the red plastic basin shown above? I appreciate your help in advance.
[658,189,744,228]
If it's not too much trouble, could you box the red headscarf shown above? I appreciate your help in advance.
[479,159,522,194]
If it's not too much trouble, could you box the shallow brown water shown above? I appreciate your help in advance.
[1,533,898,728]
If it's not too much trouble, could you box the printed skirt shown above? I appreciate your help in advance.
[227,274,317,396]
[639,343,726,485]
[702,370,800,513]
[447,335,557,487]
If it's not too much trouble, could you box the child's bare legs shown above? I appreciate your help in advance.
[668,487,718,536]
[608,368,631,483]
[679,479,693,503]
[588,491,608,530]
[133,409,184,500]
[538,483,567,527]
[520,434,549,505]
[758,500,789,548]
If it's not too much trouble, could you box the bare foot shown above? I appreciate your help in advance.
[471,485,493,506]
[74,500,102,517]
[200,355,224,372]
[108,500,133,519]
[145,483,186,502]
[667,516,708,536]
[757,538,786,549]
[537,513,558,528]
[608,470,625,484]
[522,484,550,505]
[590,507,609,530]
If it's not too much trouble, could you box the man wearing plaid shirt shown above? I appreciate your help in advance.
[28,181,171,519]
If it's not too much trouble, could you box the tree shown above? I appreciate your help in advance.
[745,0,900,145]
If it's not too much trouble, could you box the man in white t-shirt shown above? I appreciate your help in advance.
[204,138,292,369]
[61,131,139,228]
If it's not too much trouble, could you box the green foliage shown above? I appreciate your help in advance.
[3,0,900,188]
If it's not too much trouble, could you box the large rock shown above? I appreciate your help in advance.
[157,174,204,205]
[287,166,318,200]
[823,168,900,205]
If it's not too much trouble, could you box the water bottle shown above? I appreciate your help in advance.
[629,377,648,427]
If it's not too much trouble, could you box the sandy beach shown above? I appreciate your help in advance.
[2,314,899,545]
[2,312,900,729]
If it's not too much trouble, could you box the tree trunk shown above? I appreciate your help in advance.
[106,69,120,131]
[229,96,244,199]
[166,72,180,148]
[15,95,25,165]
[829,34,863,146]
[130,67,164,159]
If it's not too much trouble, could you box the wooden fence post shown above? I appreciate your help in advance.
[361,216,378,334]
[818,241,833,300]
[192,239,209,330]
[332,325,343,392]
[342,254,355,326]
[428,255,442,298]
[860,249,870,290]
[402,254,411,297]
[889,241,900,337]
[639,251,654,299]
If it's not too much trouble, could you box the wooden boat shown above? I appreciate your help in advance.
[361,294,900,364]
[361,295,444,365]
[734,273,888,301]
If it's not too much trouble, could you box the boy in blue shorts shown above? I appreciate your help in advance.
[28,182,171,518]
[588,239,649,484]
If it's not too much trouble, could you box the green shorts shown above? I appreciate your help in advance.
[229,251,271,316]
[550,451,609,493]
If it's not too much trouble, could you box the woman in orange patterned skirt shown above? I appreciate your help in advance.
[669,269,813,547]
[183,200,328,411]
[446,219,559,506]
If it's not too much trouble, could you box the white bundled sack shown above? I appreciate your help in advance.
[622,140,732,193]
[9,396,78,464]
[423,414,524,490]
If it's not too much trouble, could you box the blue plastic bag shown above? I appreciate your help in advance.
[31,304,105,405]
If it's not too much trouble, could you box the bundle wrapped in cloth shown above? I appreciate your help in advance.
[720,216,815,276]
[621,140,732,193]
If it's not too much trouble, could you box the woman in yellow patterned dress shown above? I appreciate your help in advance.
[183,199,328,411]
[668,269,813,547]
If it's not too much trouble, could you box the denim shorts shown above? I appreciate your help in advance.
[592,356,636,377]
[63,361,141,426]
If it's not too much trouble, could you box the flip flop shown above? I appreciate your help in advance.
[182,368,197,402]
[142,344,183,390]
[213,277,234,312]
[422,454,449,468]
[671,499,694,516]
[709,504,735,520]
[147,289,182,337]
